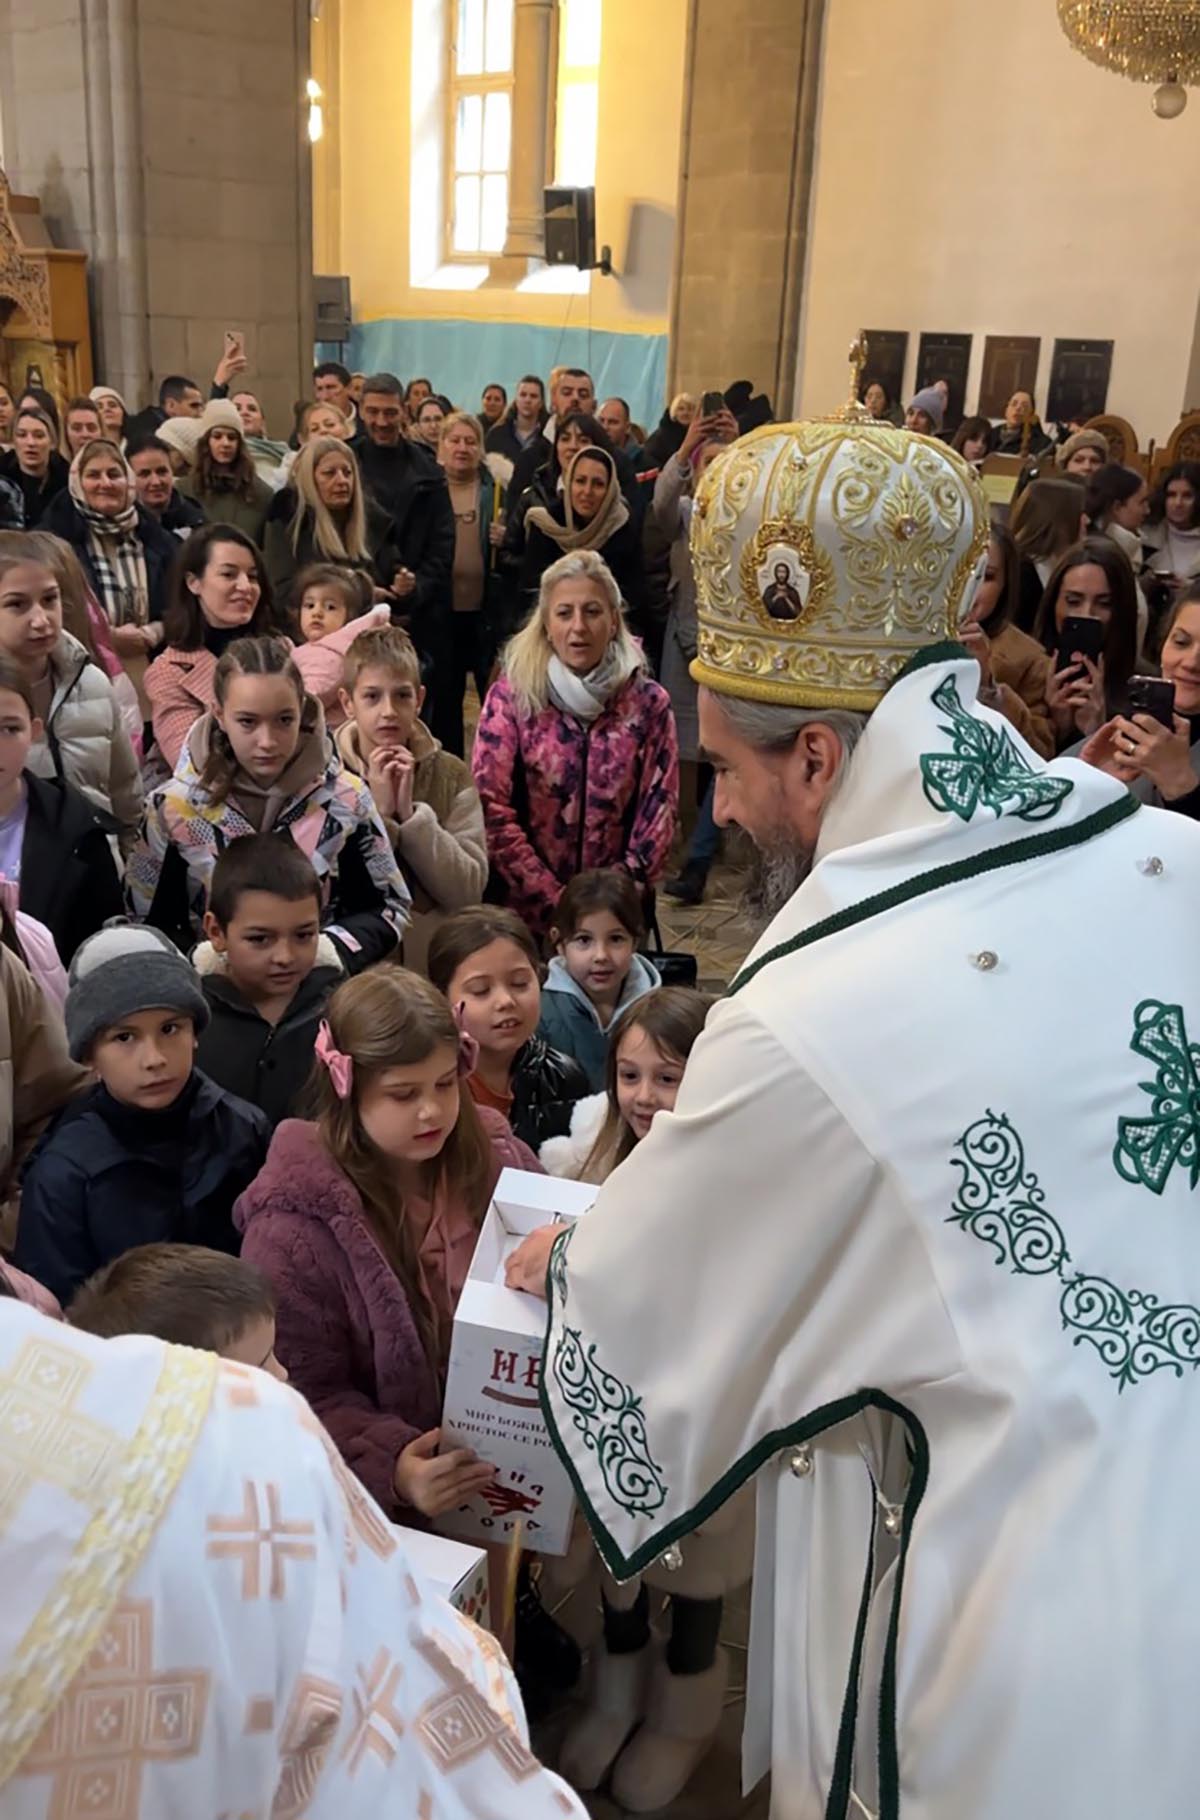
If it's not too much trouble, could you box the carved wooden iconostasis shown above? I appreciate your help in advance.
[0,167,91,412]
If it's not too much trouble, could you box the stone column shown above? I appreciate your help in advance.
[668,0,826,412]
[502,0,555,259]
[0,0,313,431]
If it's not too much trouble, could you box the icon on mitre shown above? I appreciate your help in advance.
[757,546,808,622]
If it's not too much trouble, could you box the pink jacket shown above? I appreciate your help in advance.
[471,671,680,936]
[144,607,390,768]
[233,1108,540,1519]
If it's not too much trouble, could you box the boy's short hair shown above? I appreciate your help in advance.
[208,833,322,929]
[552,868,645,942]
[343,624,423,692]
[68,1243,275,1353]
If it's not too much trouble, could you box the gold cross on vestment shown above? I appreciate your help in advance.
[0,1338,119,1539]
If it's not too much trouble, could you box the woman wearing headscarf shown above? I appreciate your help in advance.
[39,439,179,672]
[518,444,644,632]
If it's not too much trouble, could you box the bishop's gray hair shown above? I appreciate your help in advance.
[717,696,869,792]
[715,697,871,921]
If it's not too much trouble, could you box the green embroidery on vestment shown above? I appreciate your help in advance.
[548,1224,573,1310]
[920,674,1074,823]
[950,1111,1200,1390]
[1114,1000,1200,1195]
[551,1325,667,1516]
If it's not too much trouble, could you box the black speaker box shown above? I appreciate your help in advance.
[543,186,596,269]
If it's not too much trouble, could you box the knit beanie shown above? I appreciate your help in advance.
[89,384,128,413]
[65,923,209,1062]
[156,416,204,467]
[199,398,244,438]
[906,387,945,433]
[1056,428,1109,469]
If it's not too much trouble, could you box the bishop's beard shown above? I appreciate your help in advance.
[744,835,817,925]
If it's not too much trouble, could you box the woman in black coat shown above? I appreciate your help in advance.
[0,407,69,525]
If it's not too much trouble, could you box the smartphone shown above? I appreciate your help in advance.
[700,389,724,418]
[1128,676,1177,728]
[225,328,245,361]
[1056,614,1105,672]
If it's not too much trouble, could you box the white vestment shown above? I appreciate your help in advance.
[541,648,1200,1819]
[0,1301,584,1819]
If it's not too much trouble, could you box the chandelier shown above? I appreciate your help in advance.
[1058,0,1200,115]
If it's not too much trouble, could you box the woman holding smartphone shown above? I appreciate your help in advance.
[1032,536,1139,750]
[1079,583,1200,816]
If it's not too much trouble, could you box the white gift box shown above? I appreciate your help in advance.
[401,1526,491,1630]
[438,1168,597,1555]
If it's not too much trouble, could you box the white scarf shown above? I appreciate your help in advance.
[546,643,640,722]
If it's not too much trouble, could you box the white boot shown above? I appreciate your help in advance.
[611,1645,729,1814]
[558,1641,651,1792]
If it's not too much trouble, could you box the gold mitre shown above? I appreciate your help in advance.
[688,340,989,711]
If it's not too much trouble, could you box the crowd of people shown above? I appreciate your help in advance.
[2,341,1199,1817]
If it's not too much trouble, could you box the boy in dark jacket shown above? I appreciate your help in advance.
[14,923,270,1306]
[195,834,340,1125]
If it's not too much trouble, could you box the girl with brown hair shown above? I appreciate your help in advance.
[128,634,410,968]
[427,903,590,1149]
[178,400,273,543]
[1009,476,1087,631]
[234,964,539,1520]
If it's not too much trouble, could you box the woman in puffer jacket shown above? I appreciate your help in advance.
[471,549,678,939]
[0,531,143,851]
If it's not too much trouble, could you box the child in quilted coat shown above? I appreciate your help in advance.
[127,636,409,972]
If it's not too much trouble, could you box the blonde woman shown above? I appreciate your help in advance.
[263,435,399,596]
[472,548,679,937]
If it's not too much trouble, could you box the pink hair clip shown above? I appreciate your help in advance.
[315,1019,353,1100]
[453,1001,480,1078]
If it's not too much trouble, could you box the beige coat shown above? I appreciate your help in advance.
[335,717,488,974]
[989,620,1054,759]
[0,945,90,1252]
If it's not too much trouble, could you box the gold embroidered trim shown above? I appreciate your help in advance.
[0,1343,218,1785]
[688,656,887,711]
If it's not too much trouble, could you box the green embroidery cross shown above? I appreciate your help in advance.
[951,1111,1200,1390]
[1114,1000,1200,1196]
[920,674,1074,823]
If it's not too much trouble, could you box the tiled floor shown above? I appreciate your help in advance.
[653,835,759,994]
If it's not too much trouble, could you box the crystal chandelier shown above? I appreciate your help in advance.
[1058,0,1200,115]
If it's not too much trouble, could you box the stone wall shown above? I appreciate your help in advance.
[0,0,312,432]
[668,0,825,413]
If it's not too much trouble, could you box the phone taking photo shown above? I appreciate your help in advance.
[700,390,724,418]
[1056,614,1105,673]
[1128,676,1176,729]
[225,329,245,361]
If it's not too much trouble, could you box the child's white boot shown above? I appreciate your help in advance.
[558,1640,652,1791]
[610,1643,729,1813]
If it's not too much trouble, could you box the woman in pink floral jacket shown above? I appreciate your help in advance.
[472,550,679,937]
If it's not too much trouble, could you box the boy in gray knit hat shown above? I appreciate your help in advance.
[13,923,270,1307]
